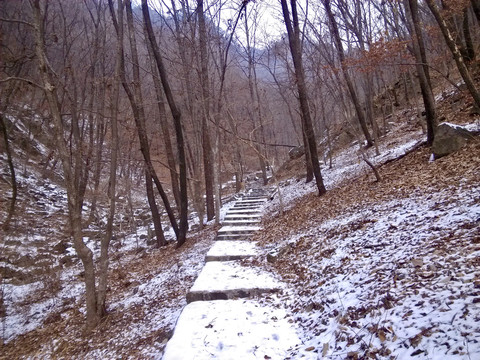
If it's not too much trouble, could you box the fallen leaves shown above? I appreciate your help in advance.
[257,140,480,358]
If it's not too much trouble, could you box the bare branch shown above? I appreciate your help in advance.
[0,76,43,89]
[0,17,34,28]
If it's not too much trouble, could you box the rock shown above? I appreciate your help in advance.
[432,123,477,159]
[288,146,305,160]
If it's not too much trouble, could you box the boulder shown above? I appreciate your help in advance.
[432,122,477,159]
[288,145,305,160]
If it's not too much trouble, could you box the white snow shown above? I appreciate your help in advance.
[162,299,311,360]
[264,173,480,359]
[217,225,262,233]
[189,261,282,294]
[206,241,260,259]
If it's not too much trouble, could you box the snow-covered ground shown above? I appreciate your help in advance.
[163,299,307,360]
[2,111,479,358]
[256,128,480,358]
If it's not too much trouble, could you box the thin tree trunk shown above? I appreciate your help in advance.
[96,0,119,319]
[404,0,437,145]
[197,0,215,221]
[32,0,99,330]
[302,120,314,182]
[110,0,179,238]
[281,0,326,195]
[0,114,16,231]
[125,0,168,246]
[472,0,480,24]
[145,170,166,246]
[142,0,188,247]
[323,0,374,148]
[144,34,180,209]
[243,7,268,186]
[462,8,475,63]
[425,0,480,109]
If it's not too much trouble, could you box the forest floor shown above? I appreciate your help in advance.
[1,82,480,359]
[256,137,480,359]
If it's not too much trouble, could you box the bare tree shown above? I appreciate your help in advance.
[425,0,480,109]
[281,0,327,195]
[403,0,437,145]
[142,0,188,247]
[197,0,215,221]
[322,0,374,148]
[31,0,99,330]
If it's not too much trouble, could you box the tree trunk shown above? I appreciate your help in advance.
[197,0,215,221]
[425,0,480,110]
[281,0,326,195]
[144,35,180,210]
[472,0,480,24]
[111,0,179,239]
[97,0,120,318]
[323,0,374,148]
[142,0,188,247]
[125,0,168,246]
[32,0,99,330]
[302,120,314,182]
[145,170,166,246]
[0,113,17,231]
[462,8,475,63]
[243,7,268,186]
[404,0,437,145]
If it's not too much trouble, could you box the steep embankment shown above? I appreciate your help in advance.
[256,138,480,358]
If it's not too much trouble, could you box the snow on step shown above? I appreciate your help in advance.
[234,202,264,206]
[217,225,261,234]
[216,234,254,241]
[226,208,262,215]
[162,300,306,360]
[206,240,259,262]
[224,213,261,220]
[238,198,267,203]
[186,261,282,302]
[232,205,262,210]
[222,218,261,223]
[222,219,260,227]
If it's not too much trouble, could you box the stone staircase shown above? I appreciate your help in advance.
[162,190,307,360]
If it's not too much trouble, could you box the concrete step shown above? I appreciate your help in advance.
[235,201,266,206]
[215,225,260,240]
[232,205,263,210]
[226,209,262,215]
[239,197,267,202]
[186,261,282,303]
[217,225,261,234]
[222,220,260,227]
[162,300,306,360]
[224,213,262,220]
[223,215,262,224]
[216,234,255,241]
[205,240,259,262]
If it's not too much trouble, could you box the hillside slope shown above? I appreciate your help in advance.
[256,139,480,359]
[1,81,479,358]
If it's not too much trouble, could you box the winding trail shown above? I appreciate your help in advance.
[162,189,307,359]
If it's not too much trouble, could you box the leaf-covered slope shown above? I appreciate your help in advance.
[257,141,480,359]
